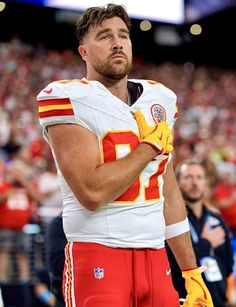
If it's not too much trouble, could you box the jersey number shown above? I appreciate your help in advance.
[101,131,168,202]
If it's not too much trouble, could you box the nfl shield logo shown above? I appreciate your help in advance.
[94,267,104,279]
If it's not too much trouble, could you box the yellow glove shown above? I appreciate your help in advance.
[182,267,214,307]
[134,109,173,154]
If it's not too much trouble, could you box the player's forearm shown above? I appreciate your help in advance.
[163,161,188,224]
[163,161,197,269]
[48,124,158,210]
[167,232,197,270]
[64,143,157,211]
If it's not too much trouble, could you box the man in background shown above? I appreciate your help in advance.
[167,159,234,307]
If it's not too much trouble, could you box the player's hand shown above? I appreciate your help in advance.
[134,109,173,154]
[182,267,214,307]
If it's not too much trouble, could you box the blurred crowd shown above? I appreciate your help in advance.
[0,37,236,305]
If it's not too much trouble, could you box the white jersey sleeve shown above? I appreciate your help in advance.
[37,79,92,140]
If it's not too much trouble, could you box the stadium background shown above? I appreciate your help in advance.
[1,0,236,66]
[0,0,236,306]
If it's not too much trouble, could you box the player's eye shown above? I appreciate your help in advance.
[99,34,112,40]
[120,34,129,39]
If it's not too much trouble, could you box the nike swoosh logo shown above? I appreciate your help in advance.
[43,88,53,94]
[166,269,171,276]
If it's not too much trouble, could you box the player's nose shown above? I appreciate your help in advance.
[111,35,123,50]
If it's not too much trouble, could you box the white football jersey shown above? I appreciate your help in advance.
[37,78,178,248]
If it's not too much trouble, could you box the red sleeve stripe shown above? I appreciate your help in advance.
[38,98,71,107]
[39,109,74,118]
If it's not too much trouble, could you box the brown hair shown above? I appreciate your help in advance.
[76,3,131,44]
[175,159,208,179]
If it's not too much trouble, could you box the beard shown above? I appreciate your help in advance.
[181,190,204,203]
[94,52,133,80]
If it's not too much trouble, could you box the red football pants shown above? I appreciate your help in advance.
[63,242,179,307]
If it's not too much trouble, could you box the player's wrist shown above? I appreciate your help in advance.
[182,266,208,277]
[138,142,160,156]
[181,267,198,273]
[140,140,163,154]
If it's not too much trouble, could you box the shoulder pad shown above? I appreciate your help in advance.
[129,79,177,100]
[37,79,91,101]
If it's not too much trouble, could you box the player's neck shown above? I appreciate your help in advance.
[88,74,130,104]
[106,80,130,104]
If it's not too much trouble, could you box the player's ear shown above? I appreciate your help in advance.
[78,45,88,61]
